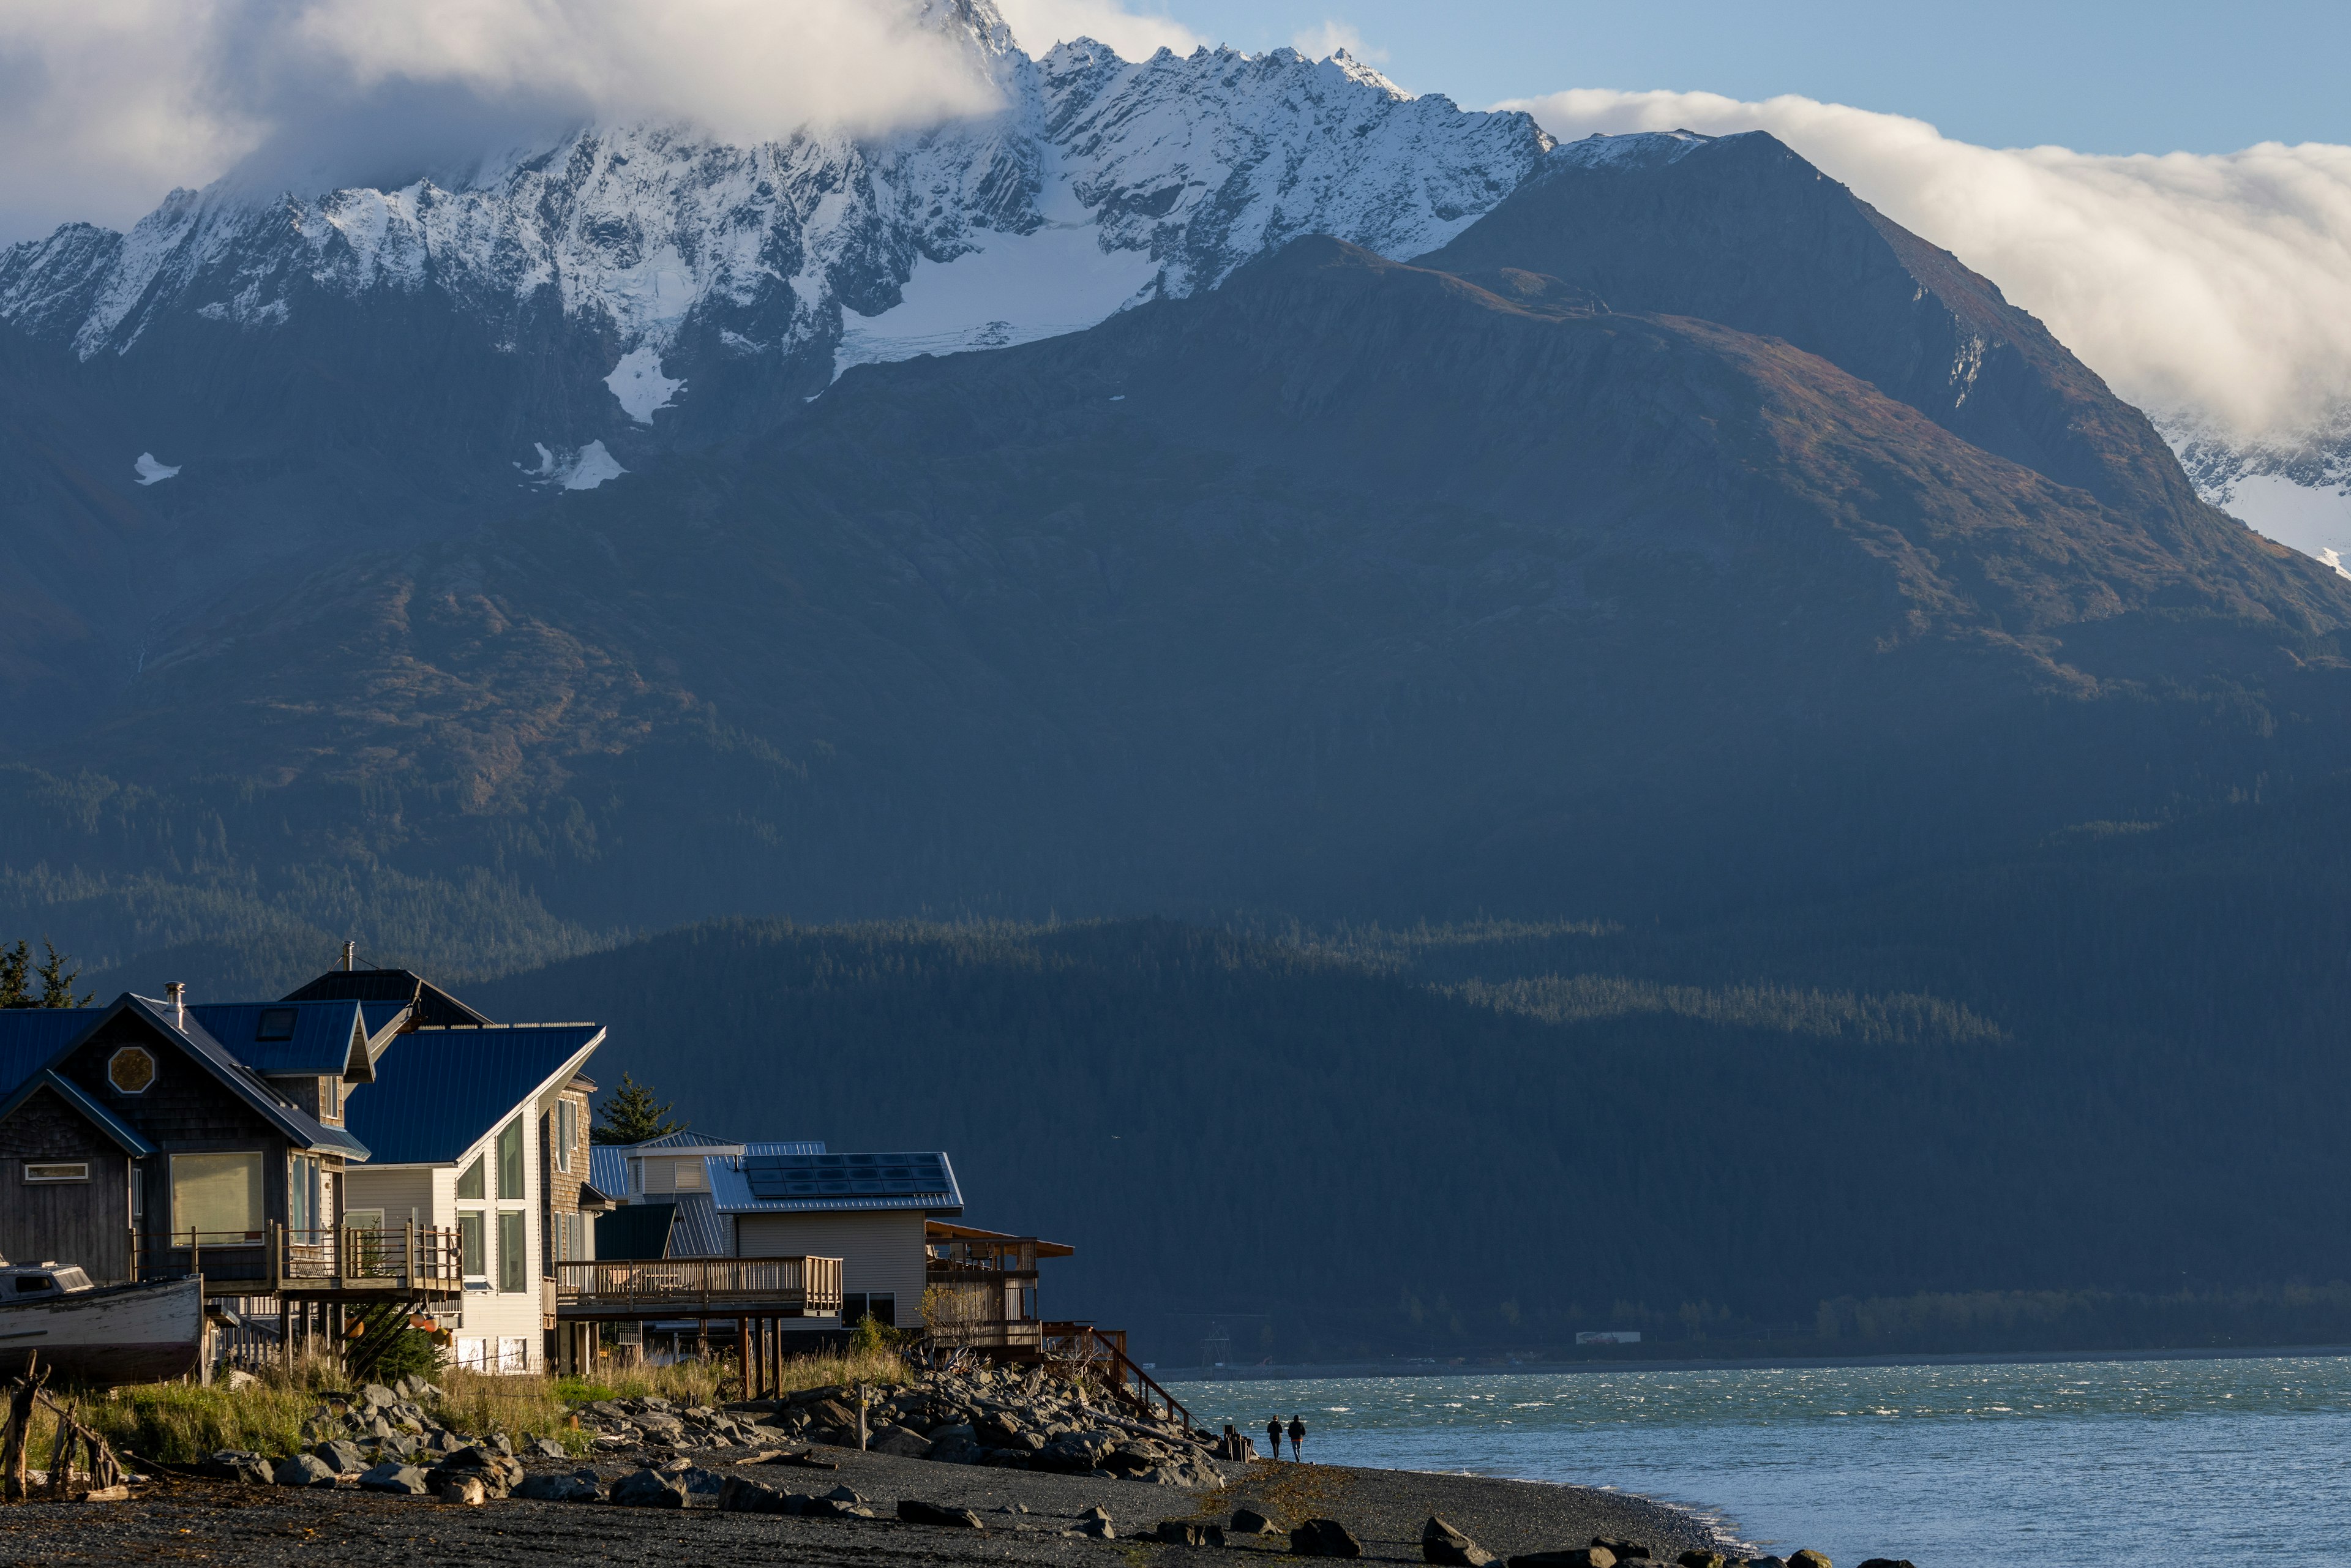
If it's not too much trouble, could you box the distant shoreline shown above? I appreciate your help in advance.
[1152,1340,2351,1383]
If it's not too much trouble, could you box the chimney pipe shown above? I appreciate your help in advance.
[342,940,356,972]
[165,981,186,1029]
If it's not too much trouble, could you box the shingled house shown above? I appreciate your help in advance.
[0,989,379,1288]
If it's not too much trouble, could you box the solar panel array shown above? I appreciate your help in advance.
[743,1152,953,1200]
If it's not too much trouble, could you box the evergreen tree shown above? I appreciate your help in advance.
[32,940,90,1008]
[0,942,28,1008]
[592,1073,683,1144]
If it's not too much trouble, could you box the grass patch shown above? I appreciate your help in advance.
[48,1346,913,1466]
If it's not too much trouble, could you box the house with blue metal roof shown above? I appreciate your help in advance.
[341,1020,608,1374]
[0,986,384,1288]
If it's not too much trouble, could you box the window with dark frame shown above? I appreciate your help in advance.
[23,1162,88,1183]
[498,1210,526,1292]
[497,1118,523,1199]
[255,1008,298,1041]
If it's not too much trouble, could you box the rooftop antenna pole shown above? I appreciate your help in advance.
[342,940,356,972]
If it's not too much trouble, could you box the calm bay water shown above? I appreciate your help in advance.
[1168,1356,2351,1563]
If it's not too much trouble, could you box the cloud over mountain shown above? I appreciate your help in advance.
[1507,88,2351,441]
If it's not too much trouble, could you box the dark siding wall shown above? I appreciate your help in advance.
[0,1086,132,1280]
[51,1014,291,1241]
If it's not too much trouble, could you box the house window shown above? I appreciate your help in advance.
[841,1292,896,1328]
[288,1155,320,1235]
[555,1100,574,1172]
[107,1047,156,1095]
[671,1160,705,1191]
[456,1153,484,1200]
[170,1152,263,1240]
[23,1163,88,1184]
[496,1119,523,1200]
[323,1078,342,1119]
[459,1212,485,1278]
[497,1211,526,1292]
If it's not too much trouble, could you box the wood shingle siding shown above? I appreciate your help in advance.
[0,1085,134,1279]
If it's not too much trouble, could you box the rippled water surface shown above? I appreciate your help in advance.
[1168,1356,2351,1563]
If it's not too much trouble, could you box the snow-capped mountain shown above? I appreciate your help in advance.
[2158,408,2351,576]
[0,1,1547,492]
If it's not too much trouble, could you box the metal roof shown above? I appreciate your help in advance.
[744,1140,827,1156]
[186,1001,377,1079]
[629,1129,741,1150]
[0,1070,155,1157]
[667,1191,733,1257]
[346,1024,602,1165]
[589,1144,629,1197]
[593,1201,677,1261]
[282,968,493,1027]
[118,996,370,1158]
[710,1150,963,1216]
[0,1000,367,1158]
[0,1009,104,1103]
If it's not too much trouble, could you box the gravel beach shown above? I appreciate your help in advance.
[0,1447,1730,1567]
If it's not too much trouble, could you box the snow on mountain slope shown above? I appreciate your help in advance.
[2161,406,2351,572]
[0,2,1550,430]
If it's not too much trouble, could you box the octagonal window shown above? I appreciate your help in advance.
[107,1046,156,1095]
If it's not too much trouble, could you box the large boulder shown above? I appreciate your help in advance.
[312,1439,369,1475]
[868,1424,932,1458]
[1424,1517,1496,1567]
[1232,1507,1281,1536]
[1036,1431,1116,1473]
[358,1384,399,1410]
[1594,1541,1652,1562]
[1507,1553,1615,1568]
[1789,1554,1831,1568]
[272,1454,338,1488]
[1675,1555,1726,1568]
[610,1467,689,1507]
[1293,1520,1365,1558]
[515,1471,604,1502]
[358,1462,430,1495]
[717,1476,803,1514]
[901,1499,987,1529]
[201,1451,272,1485]
[925,1435,986,1465]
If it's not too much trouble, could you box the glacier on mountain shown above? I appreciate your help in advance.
[0,0,1550,413]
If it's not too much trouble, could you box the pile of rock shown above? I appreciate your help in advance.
[573,1397,765,1452]
[734,1366,1219,1487]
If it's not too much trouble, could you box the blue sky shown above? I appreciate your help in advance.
[1147,0,2347,154]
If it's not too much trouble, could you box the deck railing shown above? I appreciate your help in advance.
[1041,1321,1198,1433]
[553,1256,842,1315]
[133,1222,463,1293]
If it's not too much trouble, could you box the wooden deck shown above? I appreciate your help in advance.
[134,1223,464,1300]
[552,1256,842,1321]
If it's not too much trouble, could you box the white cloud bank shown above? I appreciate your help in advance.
[1504,89,2351,443]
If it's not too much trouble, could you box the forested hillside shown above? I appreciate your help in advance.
[453,780,2351,1361]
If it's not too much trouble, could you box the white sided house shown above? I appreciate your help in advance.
[342,1022,606,1371]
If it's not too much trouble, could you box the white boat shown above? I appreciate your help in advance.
[0,1262,204,1384]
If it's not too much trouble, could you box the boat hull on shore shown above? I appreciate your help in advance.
[0,1275,203,1384]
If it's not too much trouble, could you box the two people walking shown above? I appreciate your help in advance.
[1266,1414,1307,1461]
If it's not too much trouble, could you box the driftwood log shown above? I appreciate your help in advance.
[1,1355,128,1500]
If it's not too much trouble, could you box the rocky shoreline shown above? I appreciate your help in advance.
[8,1368,1904,1567]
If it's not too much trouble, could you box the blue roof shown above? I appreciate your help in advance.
[630,1129,739,1149]
[669,1191,732,1256]
[138,997,372,1158]
[590,1144,629,1197]
[186,1000,375,1078]
[347,1024,603,1165]
[0,1009,105,1101]
[0,1070,155,1156]
[745,1140,827,1156]
[711,1150,962,1215]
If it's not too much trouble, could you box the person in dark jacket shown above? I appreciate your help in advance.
[1266,1416,1284,1459]
[1287,1414,1307,1461]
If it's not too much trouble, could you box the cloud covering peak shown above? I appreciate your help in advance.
[1507,89,2351,443]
